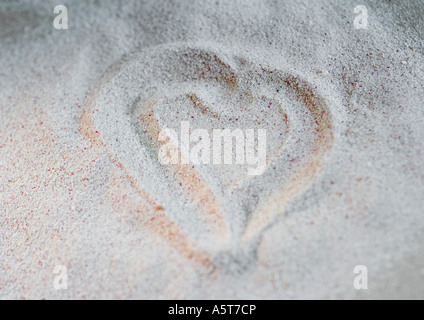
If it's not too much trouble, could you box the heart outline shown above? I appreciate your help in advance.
[81,43,340,270]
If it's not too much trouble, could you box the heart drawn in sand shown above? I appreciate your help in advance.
[81,43,339,270]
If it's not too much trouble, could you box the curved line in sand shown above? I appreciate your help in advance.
[242,73,334,242]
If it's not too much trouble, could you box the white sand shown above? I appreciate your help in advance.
[1,0,424,299]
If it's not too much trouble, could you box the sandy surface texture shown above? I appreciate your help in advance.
[1,0,424,299]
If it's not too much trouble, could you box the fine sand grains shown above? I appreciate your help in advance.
[1,0,424,299]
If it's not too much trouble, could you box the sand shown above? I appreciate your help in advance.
[1,0,424,299]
